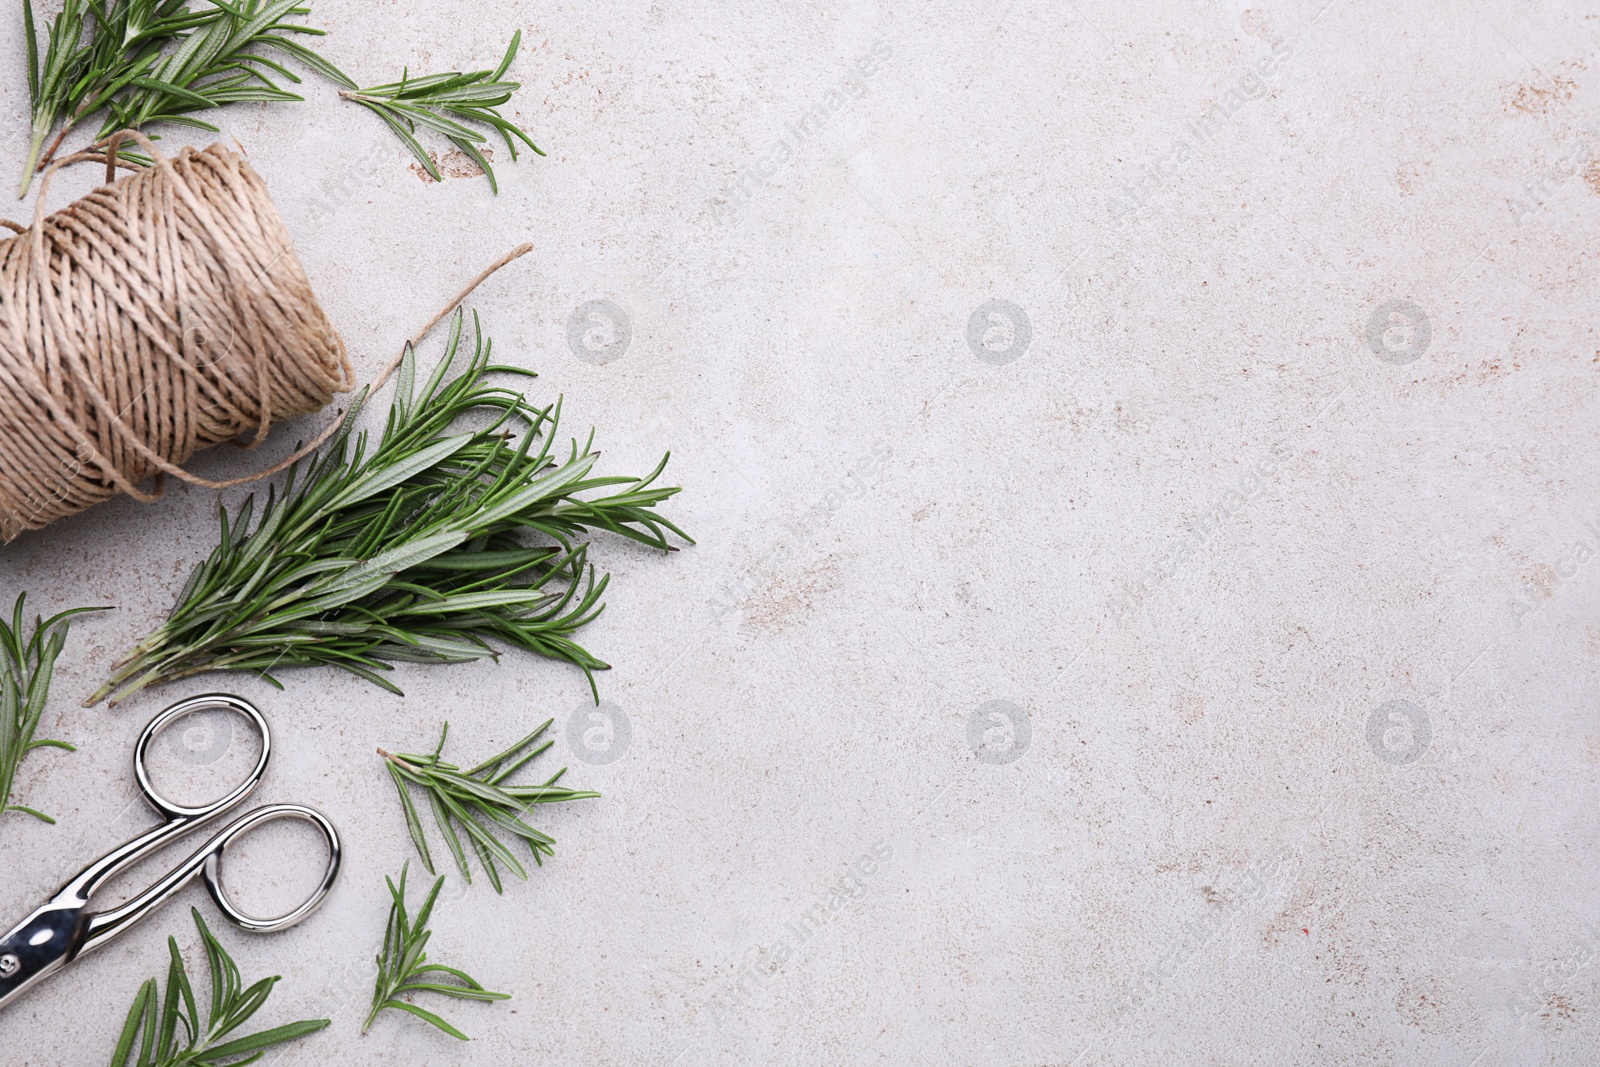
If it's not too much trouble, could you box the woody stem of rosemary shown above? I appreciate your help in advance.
[34,116,81,173]
[93,629,249,706]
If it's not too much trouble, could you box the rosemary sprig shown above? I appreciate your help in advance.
[18,0,342,195]
[336,31,542,192]
[364,862,509,1040]
[380,720,597,893]
[89,308,690,707]
[0,594,102,825]
[110,907,329,1067]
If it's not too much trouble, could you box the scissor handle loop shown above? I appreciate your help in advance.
[134,694,270,820]
[202,804,342,932]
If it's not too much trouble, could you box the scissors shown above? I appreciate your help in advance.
[0,694,341,1012]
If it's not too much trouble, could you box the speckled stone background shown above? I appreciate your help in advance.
[2,1,1599,1064]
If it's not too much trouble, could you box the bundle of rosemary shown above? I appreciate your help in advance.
[21,0,341,193]
[90,309,689,706]
[19,0,539,195]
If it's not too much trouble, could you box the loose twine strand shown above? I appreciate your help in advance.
[0,130,530,543]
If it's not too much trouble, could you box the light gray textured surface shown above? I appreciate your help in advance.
[2,1,1600,1063]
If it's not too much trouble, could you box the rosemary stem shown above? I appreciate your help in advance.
[87,663,164,707]
[33,119,79,174]
[18,115,52,199]
[377,748,419,772]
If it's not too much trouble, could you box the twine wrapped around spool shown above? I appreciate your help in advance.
[0,131,352,542]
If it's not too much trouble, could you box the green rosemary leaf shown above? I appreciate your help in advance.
[364,863,509,1040]
[374,1000,471,1041]
[230,49,306,84]
[388,761,435,874]
[90,308,689,706]
[382,102,486,142]
[204,1020,331,1060]
[491,31,519,82]
[479,804,549,850]
[3,804,55,823]
[369,635,495,664]
[156,944,182,1058]
[469,832,504,893]
[338,32,543,191]
[255,34,354,88]
[429,786,472,883]
[23,1,41,104]
[107,908,328,1067]
[464,721,549,776]
[111,979,156,1067]
[200,84,304,104]
[125,75,218,108]
[394,339,418,417]
[483,744,551,787]
[0,595,103,830]
[423,547,558,573]
[449,135,499,194]
[395,975,507,1000]
[174,945,202,1045]
[323,432,476,511]
[379,719,596,892]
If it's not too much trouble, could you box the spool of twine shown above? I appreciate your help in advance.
[0,131,352,542]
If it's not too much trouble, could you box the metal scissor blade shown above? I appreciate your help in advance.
[0,902,89,1012]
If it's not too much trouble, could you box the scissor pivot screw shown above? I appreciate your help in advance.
[0,954,18,976]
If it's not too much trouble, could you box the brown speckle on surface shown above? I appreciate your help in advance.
[1585,624,1600,657]
[740,556,840,634]
[1508,73,1578,114]
[1540,993,1578,1027]
[1583,157,1600,197]
[408,145,495,182]
[1394,977,1452,1035]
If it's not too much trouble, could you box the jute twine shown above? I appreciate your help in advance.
[0,131,352,541]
